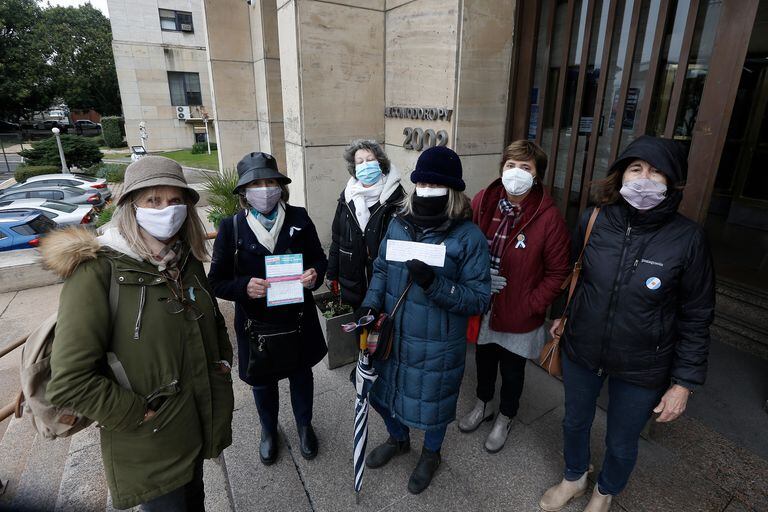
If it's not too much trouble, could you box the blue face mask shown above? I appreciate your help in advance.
[355,161,382,185]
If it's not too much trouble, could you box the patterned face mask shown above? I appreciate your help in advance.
[620,178,667,210]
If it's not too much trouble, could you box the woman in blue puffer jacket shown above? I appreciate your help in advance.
[355,146,491,495]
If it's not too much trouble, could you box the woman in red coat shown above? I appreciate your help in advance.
[458,140,571,452]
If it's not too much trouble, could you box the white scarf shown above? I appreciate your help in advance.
[344,176,385,229]
[245,202,285,253]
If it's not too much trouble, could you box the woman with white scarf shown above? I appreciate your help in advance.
[208,152,328,466]
[328,140,405,308]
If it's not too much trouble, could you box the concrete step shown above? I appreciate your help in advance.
[10,427,71,511]
[0,249,60,294]
[0,415,37,506]
[54,427,107,512]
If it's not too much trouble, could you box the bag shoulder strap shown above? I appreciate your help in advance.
[233,213,240,274]
[562,207,600,307]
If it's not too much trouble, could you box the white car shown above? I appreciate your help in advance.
[0,198,95,227]
[16,173,111,201]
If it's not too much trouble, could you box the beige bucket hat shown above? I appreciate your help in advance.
[117,156,200,205]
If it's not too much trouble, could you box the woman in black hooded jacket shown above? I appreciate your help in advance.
[539,136,715,512]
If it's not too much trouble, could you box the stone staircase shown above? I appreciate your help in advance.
[0,413,235,511]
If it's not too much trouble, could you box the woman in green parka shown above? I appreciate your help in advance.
[42,156,234,511]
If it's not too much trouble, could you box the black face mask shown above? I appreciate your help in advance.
[412,195,448,218]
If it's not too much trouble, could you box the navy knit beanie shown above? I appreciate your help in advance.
[411,146,465,191]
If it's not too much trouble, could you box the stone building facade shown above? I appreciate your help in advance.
[108,0,217,151]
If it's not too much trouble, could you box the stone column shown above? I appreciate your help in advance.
[277,0,386,246]
[202,0,261,171]
[384,0,516,197]
[251,0,286,170]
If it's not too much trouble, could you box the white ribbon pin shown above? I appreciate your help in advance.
[515,233,526,249]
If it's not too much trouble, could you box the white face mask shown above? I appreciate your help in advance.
[501,167,534,196]
[415,186,448,197]
[135,204,188,241]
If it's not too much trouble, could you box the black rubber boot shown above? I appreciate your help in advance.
[365,436,410,469]
[407,447,441,494]
[259,428,278,465]
[298,425,319,460]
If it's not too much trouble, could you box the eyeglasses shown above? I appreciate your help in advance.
[341,314,375,333]
[161,279,204,321]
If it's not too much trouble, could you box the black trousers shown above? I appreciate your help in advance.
[475,343,528,418]
[252,365,314,433]
[139,458,204,512]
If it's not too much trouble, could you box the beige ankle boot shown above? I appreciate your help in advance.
[539,472,589,511]
[583,484,612,512]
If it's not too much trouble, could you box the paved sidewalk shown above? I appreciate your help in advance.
[0,290,765,511]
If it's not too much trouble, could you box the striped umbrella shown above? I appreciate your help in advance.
[353,350,378,503]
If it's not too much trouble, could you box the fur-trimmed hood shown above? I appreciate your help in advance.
[41,227,142,278]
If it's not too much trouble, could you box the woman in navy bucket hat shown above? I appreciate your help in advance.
[355,146,491,494]
[208,152,328,466]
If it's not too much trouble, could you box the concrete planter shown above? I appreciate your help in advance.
[314,292,358,369]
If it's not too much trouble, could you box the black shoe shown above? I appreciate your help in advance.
[259,428,278,465]
[407,447,441,494]
[298,425,318,460]
[365,436,410,469]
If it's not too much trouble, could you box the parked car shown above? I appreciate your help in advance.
[0,121,21,134]
[20,120,69,139]
[74,120,102,136]
[15,173,111,201]
[0,198,95,227]
[0,211,55,251]
[0,185,105,208]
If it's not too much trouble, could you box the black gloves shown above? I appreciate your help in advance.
[406,259,435,289]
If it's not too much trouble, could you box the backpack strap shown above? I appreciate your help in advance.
[105,258,132,391]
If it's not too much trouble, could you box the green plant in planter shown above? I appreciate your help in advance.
[204,168,241,228]
[318,295,354,319]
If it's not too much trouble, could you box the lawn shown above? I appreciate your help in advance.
[159,149,219,171]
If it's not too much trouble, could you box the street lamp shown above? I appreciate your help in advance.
[51,127,67,173]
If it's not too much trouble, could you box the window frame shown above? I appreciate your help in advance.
[159,8,194,33]
[167,71,203,106]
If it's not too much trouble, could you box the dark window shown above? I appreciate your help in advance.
[2,193,25,200]
[12,223,35,235]
[42,201,77,213]
[30,215,54,233]
[0,230,6,240]
[159,9,194,32]
[168,72,202,106]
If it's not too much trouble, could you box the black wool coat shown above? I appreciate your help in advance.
[327,185,405,308]
[208,206,328,385]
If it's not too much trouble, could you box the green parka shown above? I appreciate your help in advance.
[43,227,234,509]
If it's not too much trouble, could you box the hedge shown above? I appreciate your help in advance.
[191,142,217,154]
[19,135,103,169]
[14,165,62,183]
[102,116,125,148]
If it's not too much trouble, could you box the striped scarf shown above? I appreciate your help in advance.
[488,198,521,270]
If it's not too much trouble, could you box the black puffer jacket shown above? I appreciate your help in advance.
[327,171,405,308]
[563,136,715,389]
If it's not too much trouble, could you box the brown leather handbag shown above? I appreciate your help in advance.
[539,207,600,377]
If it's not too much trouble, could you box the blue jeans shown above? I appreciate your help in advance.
[252,366,314,433]
[370,396,447,452]
[562,352,664,495]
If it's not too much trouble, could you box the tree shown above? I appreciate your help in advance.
[0,2,122,120]
[0,0,56,120]
[42,4,122,115]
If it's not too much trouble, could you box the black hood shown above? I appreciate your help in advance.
[607,135,688,185]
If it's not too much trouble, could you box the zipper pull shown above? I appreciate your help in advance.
[597,368,603,377]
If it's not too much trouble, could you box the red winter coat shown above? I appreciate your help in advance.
[472,180,571,333]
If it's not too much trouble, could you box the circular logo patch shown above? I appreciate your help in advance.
[646,277,662,290]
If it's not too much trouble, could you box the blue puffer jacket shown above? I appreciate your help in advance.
[361,215,491,430]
